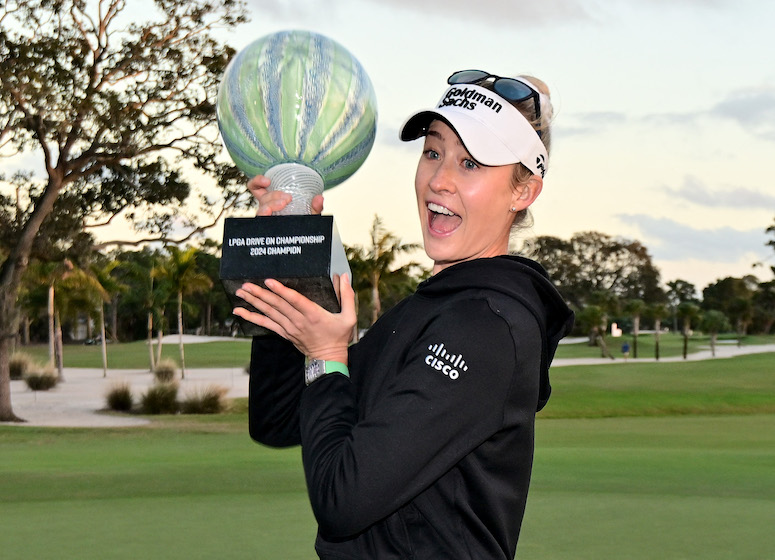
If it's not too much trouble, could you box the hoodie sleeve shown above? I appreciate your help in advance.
[299,297,542,538]
[248,335,306,447]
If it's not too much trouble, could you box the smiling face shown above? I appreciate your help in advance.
[415,120,541,274]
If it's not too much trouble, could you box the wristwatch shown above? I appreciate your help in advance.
[305,359,349,386]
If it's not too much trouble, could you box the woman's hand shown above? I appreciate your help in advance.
[248,175,325,216]
[234,274,356,363]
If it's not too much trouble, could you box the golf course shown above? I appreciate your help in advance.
[1,334,773,559]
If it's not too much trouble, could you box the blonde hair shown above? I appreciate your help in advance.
[481,74,553,230]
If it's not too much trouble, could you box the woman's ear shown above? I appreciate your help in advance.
[511,175,543,211]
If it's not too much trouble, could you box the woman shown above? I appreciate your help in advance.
[235,70,574,559]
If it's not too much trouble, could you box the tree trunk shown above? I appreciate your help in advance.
[0,173,65,421]
[147,312,156,372]
[48,283,55,365]
[654,318,661,361]
[0,287,24,422]
[156,329,163,366]
[55,311,64,381]
[177,291,186,379]
[100,304,108,378]
[110,296,119,342]
[710,333,717,358]
[632,315,640,358]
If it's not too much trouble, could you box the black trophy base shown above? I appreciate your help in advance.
[220,215,350,336]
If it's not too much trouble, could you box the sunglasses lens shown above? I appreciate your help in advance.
[448,70,490,85]
[493,79,534,102]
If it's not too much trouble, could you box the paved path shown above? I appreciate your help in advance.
[3,342,773,429]
[552,343,775,366]
[4,367,249,428]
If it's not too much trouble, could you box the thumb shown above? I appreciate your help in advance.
[338,273,356,319]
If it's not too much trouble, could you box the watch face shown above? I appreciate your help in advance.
[305,360,323,385]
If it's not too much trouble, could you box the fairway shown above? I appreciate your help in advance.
[2,413,774,558]
[2,350,774,559]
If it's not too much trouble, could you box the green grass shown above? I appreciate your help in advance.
[542,352,775,418]
[15,339,252,369]
[2,351,775,559]
[554,332,775,360]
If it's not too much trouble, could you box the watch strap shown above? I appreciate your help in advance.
[305,359,349,386]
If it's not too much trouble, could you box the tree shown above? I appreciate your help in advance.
[753,280,775,334]
[702,277,756,338]
[699,310,731,358]
[88,259,126,377]
[527,231,663,309]
[677,302,701,360]
[622,298,646,359]
[647,302,669,360]
[666,279,698,333]
[346,216,425,329]
[152,246,212,378]
[0,0,249,421]
[114,248,171,370]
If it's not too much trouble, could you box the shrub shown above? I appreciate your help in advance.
[153,358,178,383]
[25,367,58,391]
[141,382,179,415]
[9,352,35,380]
[106,382,134,412]
[181,385,229,415]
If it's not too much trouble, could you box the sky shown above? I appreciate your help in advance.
[5,0,775,293]
[221,0,775,292]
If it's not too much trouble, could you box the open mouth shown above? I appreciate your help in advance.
[427,202,462,235]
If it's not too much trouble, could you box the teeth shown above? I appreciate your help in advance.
[428,202,455,216]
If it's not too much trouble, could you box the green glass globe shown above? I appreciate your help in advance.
[217,30,378,214]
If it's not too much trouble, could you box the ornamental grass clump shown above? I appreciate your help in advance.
[24,366,58,391]
[106,382,134,412]
[181,385,229,415]
[9,352,35,380]
[153,358,178,383]
[141,382,179,415]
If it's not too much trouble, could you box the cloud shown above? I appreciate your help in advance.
[664,176,775,210]
[617,213,769,262]
[372,0,591,24]
[556,111,628,137]
[246,0,591,26]
[709,87,775,141]
[645,86,775,141]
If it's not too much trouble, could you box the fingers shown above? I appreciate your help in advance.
[235,281,304,331]
[255,191,292,216]
[338,274,356,319]
[311,194,324,215]
[247,175,325,216]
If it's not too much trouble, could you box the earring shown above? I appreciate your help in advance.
[510,207,517,213]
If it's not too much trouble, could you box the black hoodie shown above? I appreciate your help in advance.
[249,255,574,559]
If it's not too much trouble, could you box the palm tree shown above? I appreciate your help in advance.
[677,302,701,360]
[647,303,669,361]
[346,216,424,329]
[152,247,213,378]
[20,260,74,378]
[699,310,731,358]
[117,252,169,371]
[88,260,126,377]
[623,298,646,359]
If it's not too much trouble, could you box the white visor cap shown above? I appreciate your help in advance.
[400,83,548,178]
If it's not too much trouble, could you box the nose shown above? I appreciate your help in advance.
[428,159,457,194]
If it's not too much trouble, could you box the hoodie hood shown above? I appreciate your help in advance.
[416,255,574,411]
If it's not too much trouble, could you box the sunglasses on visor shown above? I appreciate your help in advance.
[447,70,542,136]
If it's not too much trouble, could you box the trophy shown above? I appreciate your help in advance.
[217,30,378,335]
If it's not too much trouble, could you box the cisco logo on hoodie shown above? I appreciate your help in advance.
[425,342,468,380]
